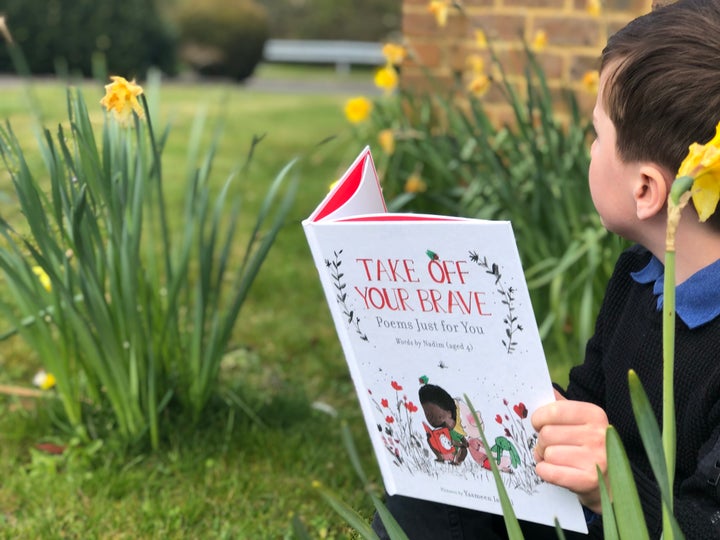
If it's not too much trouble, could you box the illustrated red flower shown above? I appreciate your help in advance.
[405,401,418,412]
[391,381,403,391]
[386,416,395,424]
[513,402,528,419]
[381,398,389,408]
[495,414,503,424]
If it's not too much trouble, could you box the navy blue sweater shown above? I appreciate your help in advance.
[565,245,720,539]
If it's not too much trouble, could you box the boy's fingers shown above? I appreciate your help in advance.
[532,400,608,430]
[535,459,600,494]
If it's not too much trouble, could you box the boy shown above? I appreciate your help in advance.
[373,0,720,537]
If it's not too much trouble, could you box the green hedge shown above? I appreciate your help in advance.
[257,0,401,41]
[174,0,269,81]
[0,0,177,78]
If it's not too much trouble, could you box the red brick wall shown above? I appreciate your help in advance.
[401,0,662,123]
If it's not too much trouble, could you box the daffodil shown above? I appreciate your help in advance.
[428,1,450,27]
[32,265,51,292]
[374,65,399,93]
[531,30,548,52]
[466,54,484,74]
[344,97,373,124]
[675,122,720,221]
[467,73,491,97]
[382,43,407,66]
[329,179,340,191]
[587,0,602,17]
[475,30,487,50]
[378,129,395,155]
[404,174,427,193]
[32,370,56,390]
[100,76,144,125]
[581,70,599,94]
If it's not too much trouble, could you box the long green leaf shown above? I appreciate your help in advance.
[464,394,524,540]
[605,427,650,540]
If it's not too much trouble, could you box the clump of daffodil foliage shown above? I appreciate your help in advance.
[341,1,614,377]
[0,74,296,449]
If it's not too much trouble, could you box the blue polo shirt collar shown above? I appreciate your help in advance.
[630,255,720,329]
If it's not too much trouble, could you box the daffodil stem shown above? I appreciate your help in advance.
[662,183,692,519]
[662,247,676,502]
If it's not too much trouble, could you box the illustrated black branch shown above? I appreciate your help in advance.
[325,249,368,341]
[469,251,523,353]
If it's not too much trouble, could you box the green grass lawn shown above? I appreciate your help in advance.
[0,75,380,539]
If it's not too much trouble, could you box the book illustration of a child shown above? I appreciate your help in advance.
[418,377,468,465]
[455,397,488,466]
[456,397,520,472]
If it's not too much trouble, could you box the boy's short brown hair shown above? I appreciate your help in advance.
[601,0,720,177]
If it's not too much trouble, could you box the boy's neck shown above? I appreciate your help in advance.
[647,218,720,284]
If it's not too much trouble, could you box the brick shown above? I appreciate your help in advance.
[462,0,496,8]
[493,48,565,80]
[403,12,447,37]
[402,0,654,126]
[403,11,470,39]
[401,71,456,95]
[568,54,601,80]
[504,0,566,8]
[468,13,528,41]
[407,41,444,69]
[533,16,601,46]
[572,0,651,12]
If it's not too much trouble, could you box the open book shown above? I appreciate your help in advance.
[303,147,587,533]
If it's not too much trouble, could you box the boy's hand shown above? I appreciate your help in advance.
[531,391,609,513]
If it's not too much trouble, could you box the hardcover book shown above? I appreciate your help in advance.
[302,147,587,533]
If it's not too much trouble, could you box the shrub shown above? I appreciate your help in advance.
[0,0,177,78]
[257,0,401,42]
[175,0,269,81]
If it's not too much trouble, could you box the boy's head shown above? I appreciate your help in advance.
[419,383,456,429]
[600,0,720,177]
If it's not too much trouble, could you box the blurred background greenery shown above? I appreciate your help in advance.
[0,0,400,80]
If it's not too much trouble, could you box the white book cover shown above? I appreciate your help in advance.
[303,147,587,533]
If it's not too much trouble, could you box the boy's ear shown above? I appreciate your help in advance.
[633,164,671,220]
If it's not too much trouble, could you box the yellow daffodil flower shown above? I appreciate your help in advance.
[466,54,484,74]
[344,97,373,124]
[404,174,427,194]
[378,129,395,155]
[587,0,602,17]
[32,370,56,390]
[676,121,720,221]
[581,70,599,94]
[382,43,407,66]
[32,265,52,292]
[532,30,548,52]
[100,76,144,126]
[475,30,488,50]
[328,179,340,191]
[428,1,450,27]
[374,65,399,93]
[467,73,491,97]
